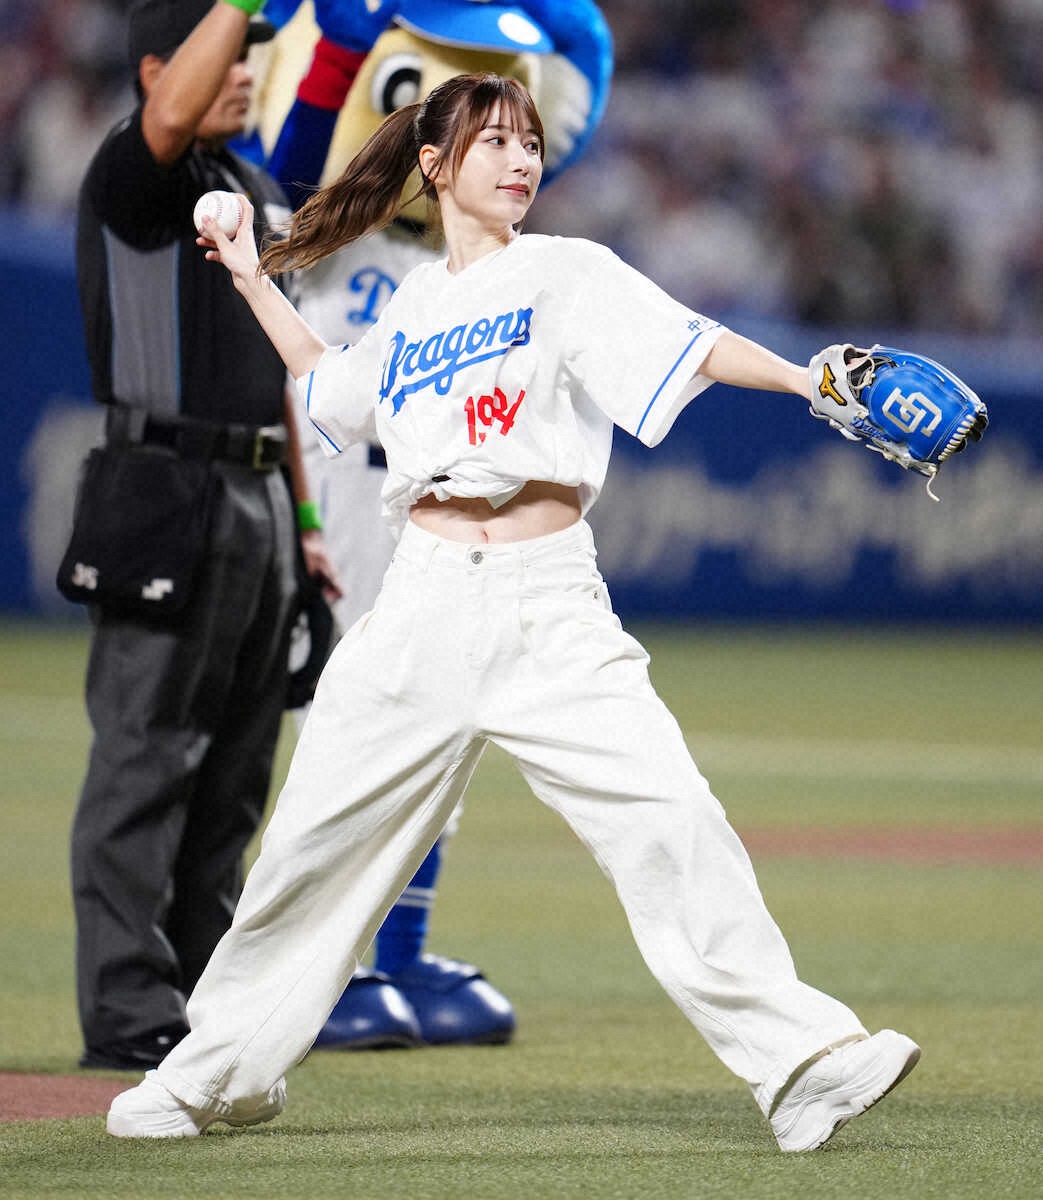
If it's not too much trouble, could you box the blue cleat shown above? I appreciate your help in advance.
[312,967,422,1050]
[389,954,515,1046]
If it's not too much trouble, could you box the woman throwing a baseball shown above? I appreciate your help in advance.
[108,73,919,1151]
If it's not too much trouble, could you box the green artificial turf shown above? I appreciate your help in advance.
[0,619,1040,1198]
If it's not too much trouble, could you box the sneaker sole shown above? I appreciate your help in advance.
[106,1110,203,1138]
[794,1033,921,1152]
[106,1105,282,1138]
[222,1101,285,1129]
[107,1089,284,1138]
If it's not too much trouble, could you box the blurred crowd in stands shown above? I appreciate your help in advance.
[4,0,1043,336]
[1,2,130,223]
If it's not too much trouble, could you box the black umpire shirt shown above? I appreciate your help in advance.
[76,108,290,427]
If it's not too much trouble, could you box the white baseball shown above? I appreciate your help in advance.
[193,190,243,237]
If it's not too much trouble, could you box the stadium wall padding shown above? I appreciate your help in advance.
[2,220,1041,621]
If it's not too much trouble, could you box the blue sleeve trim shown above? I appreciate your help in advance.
[635,329,708,440]
[304,370,342,454]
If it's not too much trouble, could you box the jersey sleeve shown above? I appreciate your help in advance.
[562,241,726,446]
[295,328,383,454]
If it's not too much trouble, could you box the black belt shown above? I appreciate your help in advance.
[106,404,288,471]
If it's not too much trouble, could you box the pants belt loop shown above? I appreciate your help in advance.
[106,403,147,442]
[420,531,440,573]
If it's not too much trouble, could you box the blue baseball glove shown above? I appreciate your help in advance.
[808,344,989,499]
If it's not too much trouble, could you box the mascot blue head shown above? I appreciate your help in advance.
[256,0,612,185]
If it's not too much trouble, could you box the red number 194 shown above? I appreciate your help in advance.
[465,388,526,445]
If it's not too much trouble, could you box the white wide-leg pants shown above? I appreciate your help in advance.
[157,519,865,1119]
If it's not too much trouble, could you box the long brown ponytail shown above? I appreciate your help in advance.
[259,73,544,277]
[260,104,425,275]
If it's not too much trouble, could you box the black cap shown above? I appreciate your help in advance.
[128,0,275,65]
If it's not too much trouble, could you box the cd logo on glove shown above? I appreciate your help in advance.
[880,388,943,436]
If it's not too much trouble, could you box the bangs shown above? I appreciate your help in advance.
[446,77,545,175]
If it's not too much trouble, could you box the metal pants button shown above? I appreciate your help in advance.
[469,550,484,564]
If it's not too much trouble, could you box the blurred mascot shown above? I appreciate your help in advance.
[236,0,612,1050]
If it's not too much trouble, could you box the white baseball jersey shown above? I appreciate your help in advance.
[298,234,725,534]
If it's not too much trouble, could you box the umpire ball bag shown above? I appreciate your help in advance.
[57,442,215,620]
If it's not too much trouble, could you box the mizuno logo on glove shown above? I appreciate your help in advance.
[817,362,848,407]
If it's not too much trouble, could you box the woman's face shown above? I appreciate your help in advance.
[434,102,543,230]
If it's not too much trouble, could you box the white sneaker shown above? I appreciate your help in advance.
[106,1070,286,1138]
[770,1030,920,1152]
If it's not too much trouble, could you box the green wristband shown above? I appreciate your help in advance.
[297,500,323,532]
[222,0,267,16]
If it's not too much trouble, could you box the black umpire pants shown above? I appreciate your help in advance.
[70,460,298,1053]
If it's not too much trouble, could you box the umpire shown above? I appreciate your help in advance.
[71,0,334,1071]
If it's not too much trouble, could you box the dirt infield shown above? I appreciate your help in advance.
[2,824,1039,1125]
[0,1073,127,1123]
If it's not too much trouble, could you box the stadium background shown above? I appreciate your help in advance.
[1,5,1041,1193]
[2,0,1042,622]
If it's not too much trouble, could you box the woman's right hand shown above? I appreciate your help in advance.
[196,193,328,380]
[197,193,260,292]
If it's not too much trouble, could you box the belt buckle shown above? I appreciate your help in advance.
[252,425,285,470]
